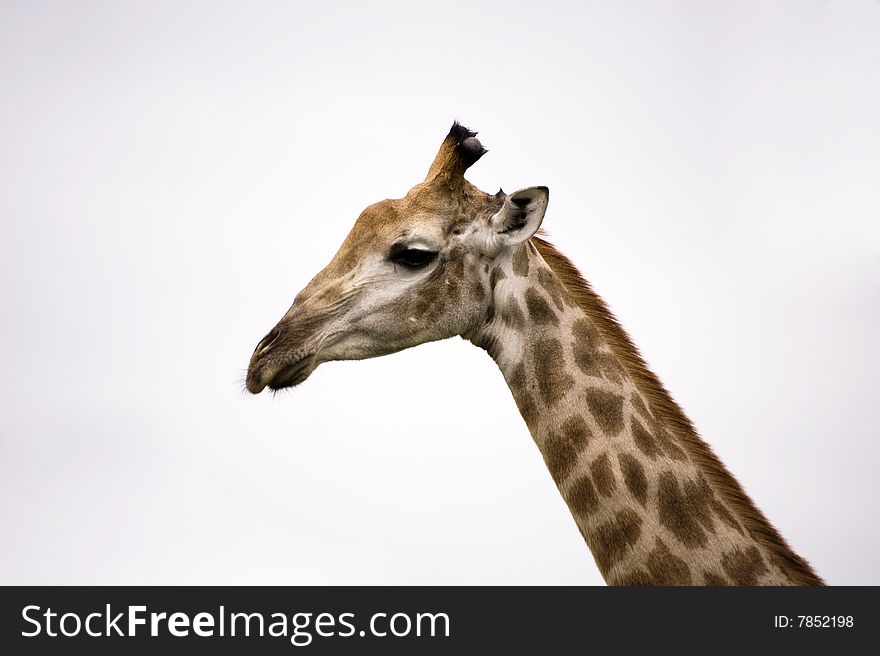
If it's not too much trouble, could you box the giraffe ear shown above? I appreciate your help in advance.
[490,187,549,246]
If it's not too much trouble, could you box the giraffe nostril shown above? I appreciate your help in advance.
[254,328,281,357]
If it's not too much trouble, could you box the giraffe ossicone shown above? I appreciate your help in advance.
[246,122,823,586]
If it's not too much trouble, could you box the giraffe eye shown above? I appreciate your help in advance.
[388,247,438,269]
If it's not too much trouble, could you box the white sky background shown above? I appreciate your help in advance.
[1,1,878,585]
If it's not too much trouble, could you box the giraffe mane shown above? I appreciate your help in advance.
[531,235,824,586]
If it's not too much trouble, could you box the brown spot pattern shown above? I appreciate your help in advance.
[711,499,744,536]
[544,417,591,485]
[571,318,601,351]
[517,392,538,425]
[489,266,506,287]
[525,289,559,326]
[508,365,537,425]
[721,546,769,586]
[653,423,688,461]
[630,393,653,420]
[657,472,717,548]
[618,452,648,506]
[617,569,652,586]
[590,453,617,497]
[591,508,642,574]
[512,246,530,276]
[631,417,660,458]
[536,267,566,311]
[509,364,527,391]
[595,353,625,383]
[573,346,602,378]
[566,475,598,518]
[562,415,592,445]
[571,321,621,381]
[703,570,730,586]
[450,256,465,280]
[646,539,693,585]
[483,301,495,325]
[499,298,526,331]
[469,281,485,302]
[585,389,624,436]
[532,339,574,406]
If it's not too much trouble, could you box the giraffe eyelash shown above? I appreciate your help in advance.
[388,246,438,269]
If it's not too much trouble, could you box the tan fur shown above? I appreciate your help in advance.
[531,237,824,586]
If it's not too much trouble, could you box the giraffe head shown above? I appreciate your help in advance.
[246,123,548,393]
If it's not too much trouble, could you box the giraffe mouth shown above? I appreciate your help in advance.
[266,354,318,391]
[247,352,318,394]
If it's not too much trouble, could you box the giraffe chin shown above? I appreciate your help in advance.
[268,356,318,391]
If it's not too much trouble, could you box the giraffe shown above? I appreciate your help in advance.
[246,123,823,586]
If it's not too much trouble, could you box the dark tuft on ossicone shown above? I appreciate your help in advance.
[447,121,487,167]
[446,121,478,143]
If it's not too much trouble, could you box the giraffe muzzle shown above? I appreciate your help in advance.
[247,319,325,394]
[247,351,317,394]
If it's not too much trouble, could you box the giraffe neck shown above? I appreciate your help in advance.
[469,239,821,586]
